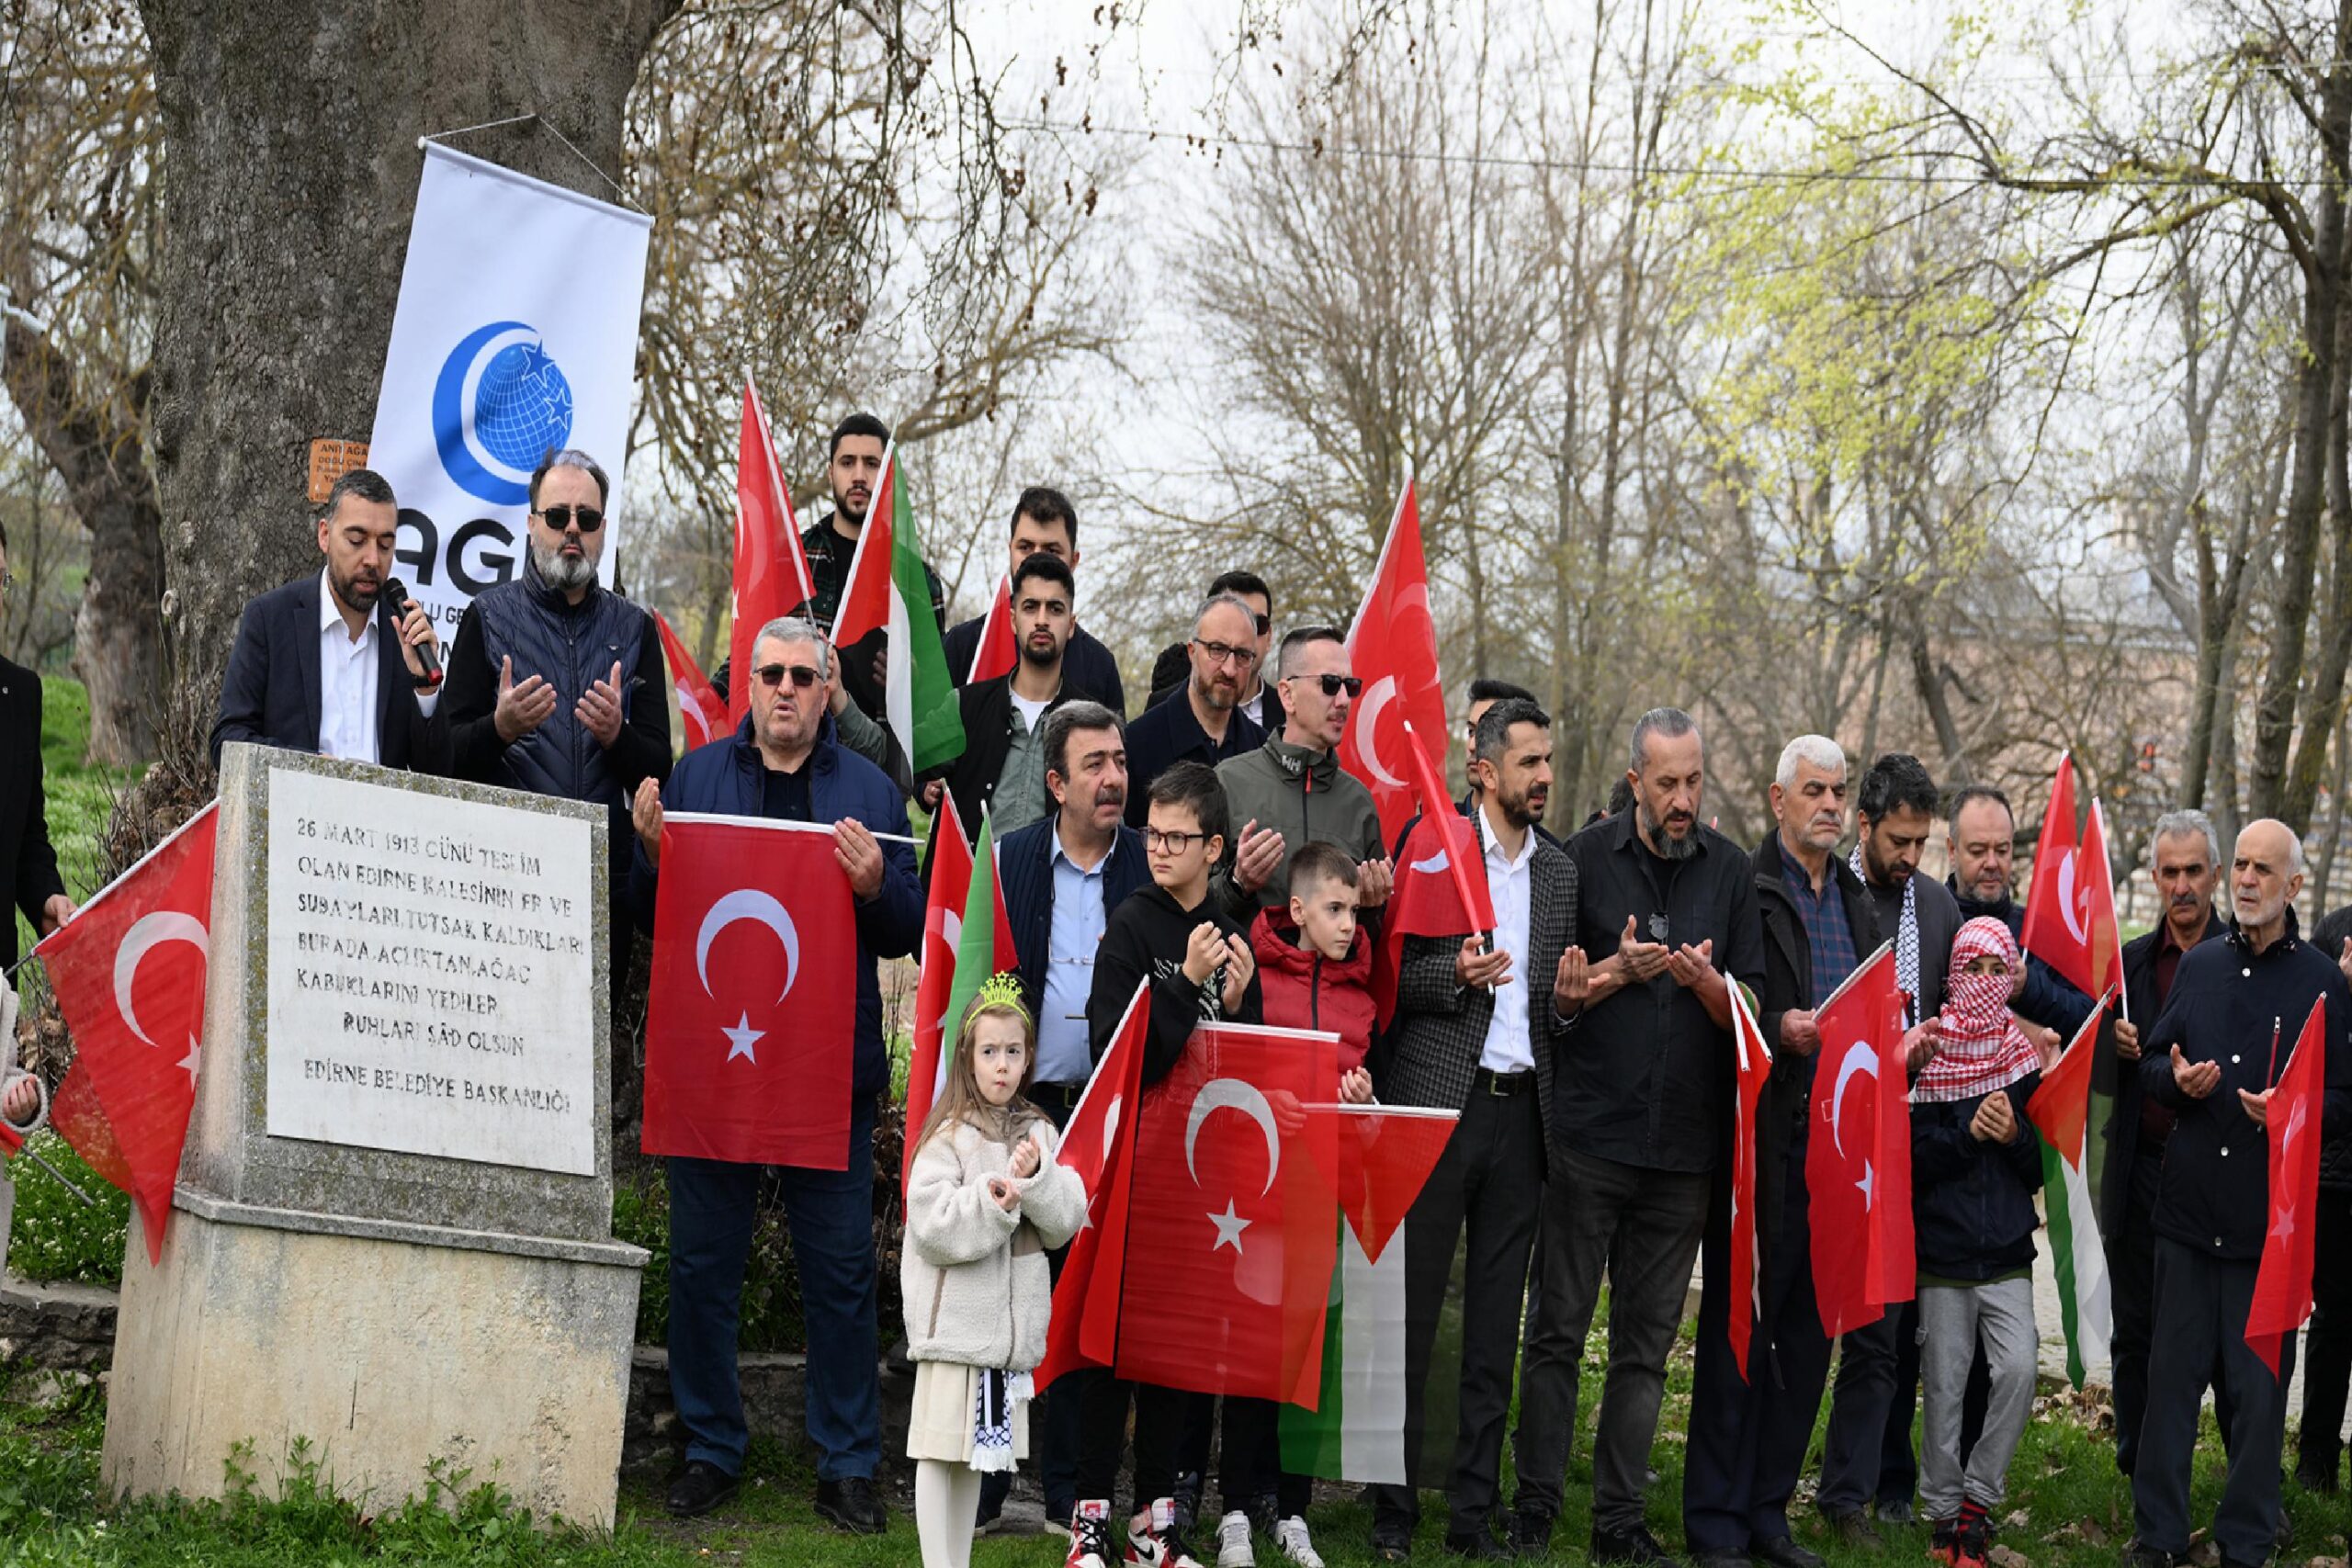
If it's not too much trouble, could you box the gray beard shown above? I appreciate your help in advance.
[531,539,598,593]
[1640,800,1700,861]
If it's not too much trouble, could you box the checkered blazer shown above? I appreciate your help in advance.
[1377,834,1578,1175]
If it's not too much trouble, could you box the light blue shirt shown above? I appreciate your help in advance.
[1038,825,1110,1085]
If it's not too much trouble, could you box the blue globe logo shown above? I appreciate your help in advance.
[431,321,576,505]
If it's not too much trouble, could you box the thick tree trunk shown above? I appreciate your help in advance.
[2249,14,2352,825]
[135,0,682,772]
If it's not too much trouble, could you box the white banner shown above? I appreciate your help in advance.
[368,142,651,634]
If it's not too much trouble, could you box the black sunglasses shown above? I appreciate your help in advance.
[1310,673,1363,698]
[535,503,605,532]
[754,662,823,691]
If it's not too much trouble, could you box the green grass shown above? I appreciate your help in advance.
[3,1320,2346,1566]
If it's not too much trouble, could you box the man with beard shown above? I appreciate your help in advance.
[1123,593,1267,825]
[1148,570,1285,734]
[2105,809,2226,1481]
[1945,785,2098,1053]
[1682,735,1878,1568]
[445,449,672,990]
[1213,626,1393,924]
[1815,752,1964,1547]
[983,700,1146,1537]
[1512,707,1765,1563]
[941,485,1125,716]
[920,553,1103,841]
[2128,819,2352,1568]
[212,467,450,773]
[1372,697,1585,1562]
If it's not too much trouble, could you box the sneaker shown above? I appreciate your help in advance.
[1068,1501,1123,1568]
[664,1459,739,1517]
[1130,1497,1207,1568]
[1592,1524,1679,1566]
[1275,1516,1326,1568]
[1927,1520,1959,1568]
[1953,1513,1988,1568]
[1172,1471,1205,1535]
[1219,1509,1258,1568]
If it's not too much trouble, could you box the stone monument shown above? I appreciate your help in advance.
[102,744,647,1527]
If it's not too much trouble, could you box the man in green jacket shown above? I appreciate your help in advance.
[1212,626,1393,926]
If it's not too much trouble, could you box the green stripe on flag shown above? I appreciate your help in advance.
[889,472,965,774]
[941,813,1000,1048]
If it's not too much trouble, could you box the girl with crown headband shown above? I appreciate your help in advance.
[902,974,1089,1568]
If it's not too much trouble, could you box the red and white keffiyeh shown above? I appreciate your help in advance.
[1913,917,2041,1103]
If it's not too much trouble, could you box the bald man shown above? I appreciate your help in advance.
[2127,820,2352,1568]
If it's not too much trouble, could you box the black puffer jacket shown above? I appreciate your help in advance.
[2311,903,2352,1192]
[1911,1075,2043,1280]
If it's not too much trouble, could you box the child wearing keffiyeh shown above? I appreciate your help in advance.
[1912,918,2046,1568]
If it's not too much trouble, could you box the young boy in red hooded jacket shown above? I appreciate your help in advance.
[1250,840,1378,1103]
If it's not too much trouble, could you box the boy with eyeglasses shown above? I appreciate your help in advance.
[1068,761,1261,1568]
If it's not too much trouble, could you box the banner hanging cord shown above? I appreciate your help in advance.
[416,111,647,215]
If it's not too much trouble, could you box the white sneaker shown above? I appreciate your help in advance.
[1216,1509,1256,1568]
[1273,1517,1324,1568]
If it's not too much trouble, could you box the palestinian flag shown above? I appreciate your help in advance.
[903,799,1016,1190]
[2025,988,2116,1388]
[831,440,965,773]
[1280,1104,1457,1483]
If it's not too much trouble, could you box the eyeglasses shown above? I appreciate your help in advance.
[1144,828,1207,854]
[534,504,605,533]
[1192,638,1257,670]
[1308,673,1363,698]
[753,663,823,691]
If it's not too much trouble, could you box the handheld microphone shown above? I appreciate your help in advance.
[381,577,442,687]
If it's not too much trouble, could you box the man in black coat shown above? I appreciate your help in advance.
[1684,735,1878,1568]
[938,484,1125,716]
[2299,895,2352,1490]
[1145,569,1284,735]
[209,468,448,774]
[2100,807,2226,1479]
[0,521,72,971]
[2131,818,2352,1568]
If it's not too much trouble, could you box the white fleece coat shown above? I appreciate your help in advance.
[901,1114,1089,1371]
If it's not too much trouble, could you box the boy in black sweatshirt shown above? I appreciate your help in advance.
[1068,761,1261,1568]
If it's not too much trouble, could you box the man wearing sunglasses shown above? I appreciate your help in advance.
[445,449,672,991]
[210,467,450,775]
[1210,626,1391,925]
[1123,593,1267,829]
[1146,570,1285,736]
[628,615,922,1532]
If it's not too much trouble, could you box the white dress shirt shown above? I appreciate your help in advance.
[1476,805,1538,1075]
[317,569,435,763]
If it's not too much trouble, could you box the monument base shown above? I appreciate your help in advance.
[102,1188,646,1529]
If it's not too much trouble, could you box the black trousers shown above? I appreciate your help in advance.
[1078,1379,1194,1514]
[2298,1185,2352,1483]
[1818,1303,1987,1513]
[1374,1079,1545,1538]
[2132,1238,2294,1564]
[1684,1142,1835,1552]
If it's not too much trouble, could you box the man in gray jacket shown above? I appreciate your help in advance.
[1212,626,1392,925]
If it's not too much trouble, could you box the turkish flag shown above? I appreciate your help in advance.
[642,813,858,1168]
[37,803,219,1262]
[652,610,727,751]
[1114,1022,1341,1406]
[728,375,816,726]
[2248,995,2328,1373]
[1338,478,1451,848]
[1373,730,1497,1031]
[1035,979,1150,1391]
[1806,943,1916,1337]
[966,575,1017,685]
[1727,973,1775,1378]
[2019,756,2124,1007]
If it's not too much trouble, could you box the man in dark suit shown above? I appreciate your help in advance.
[1371,697,1583,1562]
[0,520,73,971]
[209,468,447,773]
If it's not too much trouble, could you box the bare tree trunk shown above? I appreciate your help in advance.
[2317,712,2351,912]
[2250,10,2352,824]
[135,0,683,771]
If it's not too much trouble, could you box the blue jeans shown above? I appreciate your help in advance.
[666,1094,879,1479]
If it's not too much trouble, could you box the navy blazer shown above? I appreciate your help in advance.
[995,815,1150,1024]
[209,575,448,773]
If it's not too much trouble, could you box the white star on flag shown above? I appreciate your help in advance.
[179,1038,201,1085]
[722,1011,765,1064]
[2272,1203,2298,1243]
[1857,1160,1874,1208]
[1207,1199,1251,1254]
